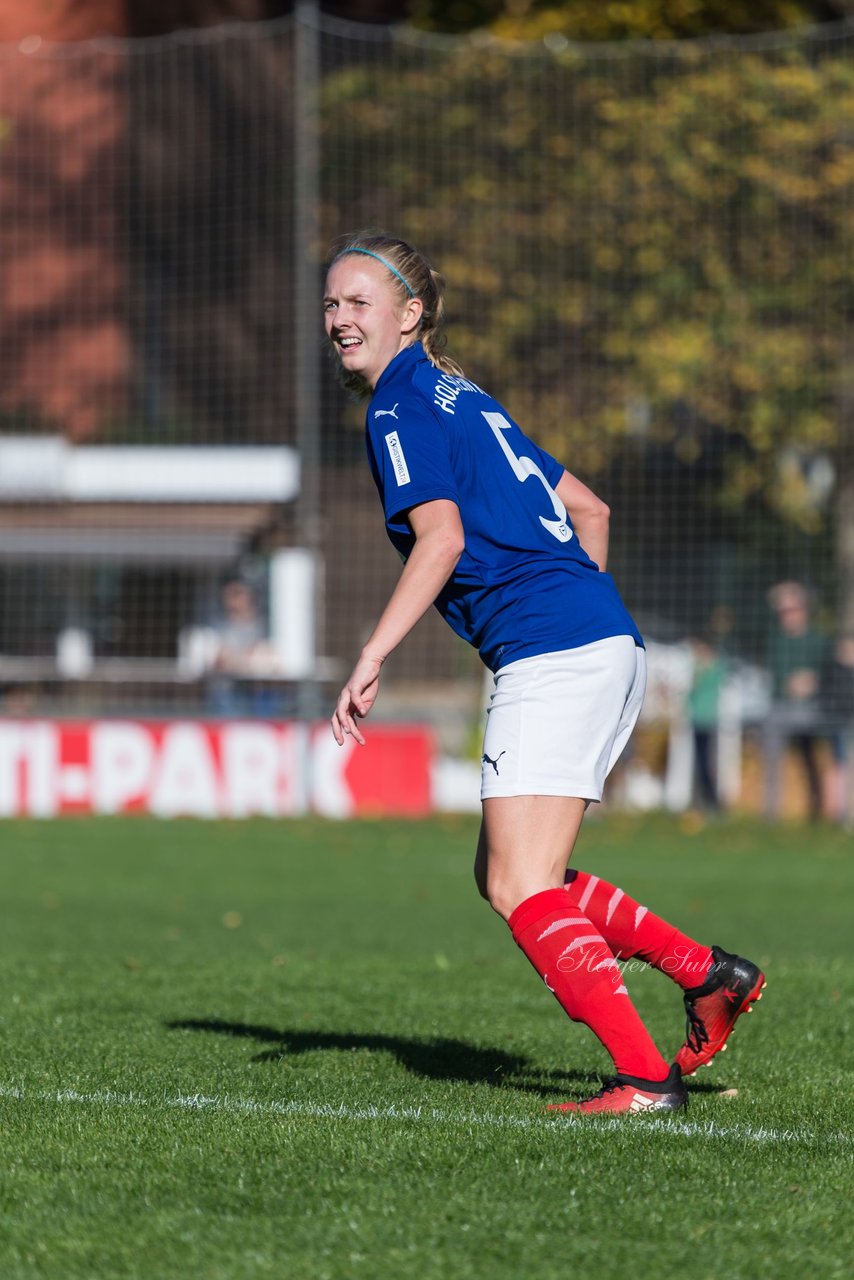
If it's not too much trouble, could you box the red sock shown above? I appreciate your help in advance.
[564,870,713,991]
[509,888,669,1080]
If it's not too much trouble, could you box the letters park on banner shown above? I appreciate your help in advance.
[0,721,433,819]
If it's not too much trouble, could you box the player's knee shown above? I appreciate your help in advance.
[484,874,518,922]
[474,848,517,918]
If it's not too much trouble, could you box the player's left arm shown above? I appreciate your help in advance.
[331,499,465,745]
[555,470,610,571]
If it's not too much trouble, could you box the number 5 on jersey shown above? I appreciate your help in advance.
[483,411,572,543]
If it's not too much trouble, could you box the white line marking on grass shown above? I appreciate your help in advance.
[0,1084,847,1148]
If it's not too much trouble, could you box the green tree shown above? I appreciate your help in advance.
[320,28,853,632]
[409,0,843,38]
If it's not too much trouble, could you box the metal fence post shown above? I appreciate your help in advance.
[293,0,323,739]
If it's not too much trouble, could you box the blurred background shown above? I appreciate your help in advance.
[0,0,852,819]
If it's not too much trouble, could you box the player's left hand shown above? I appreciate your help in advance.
[331,653,383,746]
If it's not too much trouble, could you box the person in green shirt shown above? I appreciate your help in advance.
[687,636,727,811]
[819,634,854,825]
[763,581,828,820]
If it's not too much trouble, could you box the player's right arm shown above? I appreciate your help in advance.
[555,470,610,571]
[331,498,465,746]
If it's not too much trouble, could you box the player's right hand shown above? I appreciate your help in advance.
[330,653,383,746]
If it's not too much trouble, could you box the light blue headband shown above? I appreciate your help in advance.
[341,247,416,298]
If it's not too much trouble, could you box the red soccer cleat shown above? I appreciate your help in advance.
[547,1064,687,1115]
[674,945,766,1078]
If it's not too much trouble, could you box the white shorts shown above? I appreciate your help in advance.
[480,635,646,802]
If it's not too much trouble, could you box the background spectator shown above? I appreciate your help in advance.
[820,635,854,825]
[687,635,726,812]
[207,578,279,717]
[763,581,828,820]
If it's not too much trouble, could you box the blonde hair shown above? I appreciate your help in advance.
[327,233,464,398]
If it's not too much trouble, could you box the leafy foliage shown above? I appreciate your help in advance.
[321,31,853,532]
[409,0,837,39]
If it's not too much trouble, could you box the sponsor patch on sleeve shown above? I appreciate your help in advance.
[384,431,411,486]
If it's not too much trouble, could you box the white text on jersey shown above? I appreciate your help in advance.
[434,373,484,416]
[384,431,411,486]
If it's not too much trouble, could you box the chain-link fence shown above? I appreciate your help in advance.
[0,11,851,778]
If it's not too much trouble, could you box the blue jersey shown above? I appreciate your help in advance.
[365,343,643,673]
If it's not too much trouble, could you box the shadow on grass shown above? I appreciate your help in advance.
[166,1018,599,1096]
[682,1078,740,1096]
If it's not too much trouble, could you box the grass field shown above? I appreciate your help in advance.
[0,812,851,1279]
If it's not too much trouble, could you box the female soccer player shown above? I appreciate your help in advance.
[326,234,765,1115]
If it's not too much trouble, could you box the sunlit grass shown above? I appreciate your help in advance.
[0,814,850,1279]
